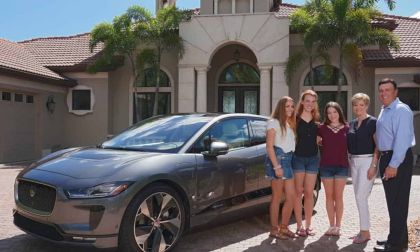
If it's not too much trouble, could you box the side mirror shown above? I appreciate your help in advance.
[202,141,229,156]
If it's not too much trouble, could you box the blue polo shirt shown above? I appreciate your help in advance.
[376,98,416,169]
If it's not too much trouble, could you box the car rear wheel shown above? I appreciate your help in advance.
[119,183,185,252]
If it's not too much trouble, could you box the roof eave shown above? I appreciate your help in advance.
[0,66,77,87]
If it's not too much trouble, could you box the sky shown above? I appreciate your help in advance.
[1,0,419,42]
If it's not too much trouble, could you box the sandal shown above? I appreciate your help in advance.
[353,233,370,244]
[280,225,299,239]
[269,226,287,240]
[296,227,307,237]
[324,226,336,236]
[332,226,341,236]
[305,227,316,236]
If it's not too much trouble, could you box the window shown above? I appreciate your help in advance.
[72,90,91,110]
[219,63,260,84]
[2,92,11,101]
[399,87,420,111]
[249,119,267,146]
[304,65,347,86]
[191,118,250,153]
[302,65,350,120]
[14,93,23,102]
[133,93,171,122]
[133,68,172,123]
[26,95,34,104]
[67,85,95,115]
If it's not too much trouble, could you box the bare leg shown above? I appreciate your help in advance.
[270,179,284,231]
[281,178,297,227]
[303,173,318,229]
[322,179,335,227]
[333,178,346,228]
[293,172,305,229]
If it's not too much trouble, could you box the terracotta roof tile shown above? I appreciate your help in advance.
[363,16,420,65]
[19,33,103,68]
[0,38,68,81]
[275,3,299,17]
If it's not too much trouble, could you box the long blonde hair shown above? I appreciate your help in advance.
[271,96,296,136]
[296,89,320,122]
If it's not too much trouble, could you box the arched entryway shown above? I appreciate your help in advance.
[208,44,259,114]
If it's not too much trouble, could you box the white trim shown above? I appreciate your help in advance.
[250,0,254,13]
[214,0,218,14]
[67,84,95,116]
[232,0,236,14]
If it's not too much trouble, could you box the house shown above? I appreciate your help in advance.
[0,0,419,163]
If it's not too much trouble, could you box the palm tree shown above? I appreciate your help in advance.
[90,5,184,122]
[135,5,184,116]
[307,0,399,103]
[285,7,330,89]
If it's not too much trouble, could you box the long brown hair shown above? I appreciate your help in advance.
[271,96,296,136]
[323,101,346,125]
[296,89,320,122]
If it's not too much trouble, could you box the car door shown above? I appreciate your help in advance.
[248,118,270,189]
[189,117,257,215]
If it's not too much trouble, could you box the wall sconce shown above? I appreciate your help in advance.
[233,48,241,62]
[46,95,56,114]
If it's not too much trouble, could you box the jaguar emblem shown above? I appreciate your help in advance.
[29,187,36,198]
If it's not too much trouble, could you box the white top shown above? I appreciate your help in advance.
[267,119,296,152]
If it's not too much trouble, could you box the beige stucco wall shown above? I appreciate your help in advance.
[63,72,109,148]
[179,12,290,115]
[0,75,67,163]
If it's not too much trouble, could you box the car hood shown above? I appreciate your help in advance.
[32,148,161,179]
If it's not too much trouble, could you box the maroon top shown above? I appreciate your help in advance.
[318,123,349,168]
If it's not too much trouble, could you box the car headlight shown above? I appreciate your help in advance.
[64,182,133,199]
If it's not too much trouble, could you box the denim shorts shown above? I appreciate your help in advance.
[292,155,319,174]
[320,166,349,179]
[265,146,294,180]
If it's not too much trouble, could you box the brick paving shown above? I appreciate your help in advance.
[1,164,419,252]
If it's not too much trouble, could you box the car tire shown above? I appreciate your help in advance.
[118,183,186,252]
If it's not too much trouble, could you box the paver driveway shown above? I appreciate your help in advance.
[1,165,419,252]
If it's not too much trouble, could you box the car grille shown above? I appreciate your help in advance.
[14,212,64,241]
[18,180,56,213]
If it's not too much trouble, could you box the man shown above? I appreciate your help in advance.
[374,78,416,252]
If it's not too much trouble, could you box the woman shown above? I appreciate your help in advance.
[265,96,298,240]
[347,93,378,244]
[293,90,320,237]
[318,102,348,236]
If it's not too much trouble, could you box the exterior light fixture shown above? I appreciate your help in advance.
[46,95,56,114]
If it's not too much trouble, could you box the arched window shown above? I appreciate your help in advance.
[219,63,260,84]
[304,65,347,86]
[303,65,350,119]
[133,68,172,123]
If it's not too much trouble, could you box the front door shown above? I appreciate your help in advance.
[218,87,259,114]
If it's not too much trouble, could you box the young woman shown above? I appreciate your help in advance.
[347,93,378,244]
[292,90,320,237]
[317,102,349,236]
[265,96,298,240]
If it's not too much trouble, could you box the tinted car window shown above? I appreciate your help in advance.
[102,115,211,153]
[249,119,267,146]
[191,118,250,153]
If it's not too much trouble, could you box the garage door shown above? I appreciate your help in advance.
[0,90,36,163]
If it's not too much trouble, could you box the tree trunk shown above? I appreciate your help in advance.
[336,48,344,105]
[152,49,161,116]
[309,55,315,90]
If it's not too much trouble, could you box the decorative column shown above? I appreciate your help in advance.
[259,65,272,116]
[178,66,196,113]
[272,64,289,109]
[214,0,218,14]
[195,66,209,112]
[250,0,254,13]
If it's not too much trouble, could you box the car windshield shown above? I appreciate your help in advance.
[101,115,212,153]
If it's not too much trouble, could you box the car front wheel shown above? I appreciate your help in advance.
[119,183,186,252]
